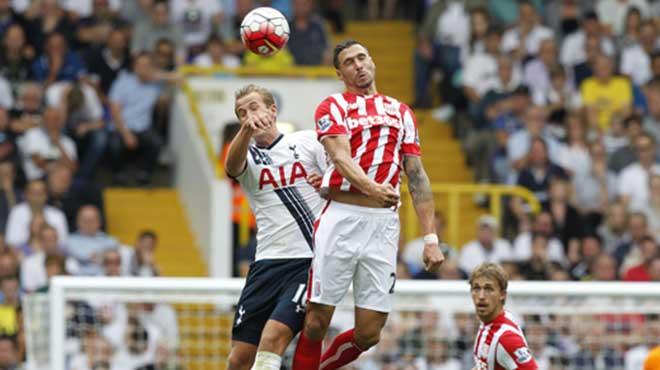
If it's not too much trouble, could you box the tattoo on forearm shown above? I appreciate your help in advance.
[406,157,433,204]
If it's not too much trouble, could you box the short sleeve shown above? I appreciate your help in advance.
[315,97,348,140]
[496,332,538,370]
[401,105,421,156]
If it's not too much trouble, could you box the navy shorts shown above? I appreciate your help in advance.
[232,258,311,346]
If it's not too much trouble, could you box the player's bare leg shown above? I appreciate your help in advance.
[252,320,295,370]
[292,302,336,370]
[228,320,295,370]
[319,307,388,370]
[227,341,257,370]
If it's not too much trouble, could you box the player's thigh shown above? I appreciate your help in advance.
[309,205,361,306]
[353,213,399,313]
[231,262,280,346]
[261,260,310,353]
[227,340,257,370]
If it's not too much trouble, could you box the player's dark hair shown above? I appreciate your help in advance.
[138,229,158,242]
[333,40,366,69]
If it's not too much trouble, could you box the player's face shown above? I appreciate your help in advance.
[235,92,278,136]
[336,44,376,90]
[470,276,505,323]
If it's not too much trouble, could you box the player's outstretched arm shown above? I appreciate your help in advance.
[403,155,444,271]
[322,135,399,207]
[225,124,255,178]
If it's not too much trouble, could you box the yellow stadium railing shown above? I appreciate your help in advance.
[400,184,541,248]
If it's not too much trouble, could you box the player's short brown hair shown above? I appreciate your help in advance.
[234,84,276,108]
[469,263,509,294]
[333,39,368,69]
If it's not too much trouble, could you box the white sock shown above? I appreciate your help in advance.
[251,351,282,370]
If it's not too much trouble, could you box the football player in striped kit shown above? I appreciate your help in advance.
[292,39,445,370]
[470,263,539,370]
[224,84,327,370]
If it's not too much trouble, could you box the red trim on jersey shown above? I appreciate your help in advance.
[474,311,538,370]
[307,201,332,301]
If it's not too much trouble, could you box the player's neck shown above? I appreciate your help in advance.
[254,130,282,148]
[347,84,377,96]
[482,308,505,324]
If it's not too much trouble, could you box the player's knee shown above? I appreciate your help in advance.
[303,313,330,341]
[354,328,381,350]
[227,349,253,370]
[259,329,289,354]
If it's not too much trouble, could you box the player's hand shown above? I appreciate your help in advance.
[246,112,274,131]
[423,242,445,272]
[370,183,399,208]
[306,173,322,190]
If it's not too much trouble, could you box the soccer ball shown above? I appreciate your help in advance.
[240,7,290,56]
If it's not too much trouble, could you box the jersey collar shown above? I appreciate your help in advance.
[256,133,284,150]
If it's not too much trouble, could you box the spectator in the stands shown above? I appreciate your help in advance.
[153,38,177,72]
[46,80,106,181]
[621,20,658,86]
[192,35,241,69]
[288,0,331,66]
[5,179,68,248]
[589,253,619,281]
[560,10,615,70]
[501,1,553,59]
[8,82,43,135]
[0,110,17,166]
[557,112,591,178]
[75,0,127,52]
[170,0,223,57]
[580,53,633,133]
[0,162,19,234]
[637,174,660,239]
[24,0,75,54]
[0,24,34,91]
[0,335,19,370]
[132,1,184,62]
[67,205,118,276]
[544,178,584,247]
[623,235,658,281]
[618,133,660,210]
[21,107,78,181]
[524,38,561,105]
[31,32,86,87]
[16,212,46,259]
[108,53,167,186]
[514,138,568,209]
[458,215,513,274]
[20,224,78,292]
[0,252,18,279]
[569,233,604,280]
[574,140,618,231]
[597,0,649,36]
[518,234,554,280]
[462,26,502,108]
[47,164,105,230]
[614,211,651,272]
[85,28,130,98]
[598,202,631,254]
[609,114,644,174]
[122,230,159,277]
[643,78,660,145]
[513,211,566,264]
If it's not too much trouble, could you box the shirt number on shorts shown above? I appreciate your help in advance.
[389,273,396,294]
[292,283,307,306]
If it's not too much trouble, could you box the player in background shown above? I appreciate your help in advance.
[292,40,445,370]
[224,84,326,370]
[471,263,539,370]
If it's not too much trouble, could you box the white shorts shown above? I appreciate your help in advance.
[308,201,399,313]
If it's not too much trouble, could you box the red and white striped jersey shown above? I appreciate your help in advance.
[314,91,421,194]
[473,311,538,370]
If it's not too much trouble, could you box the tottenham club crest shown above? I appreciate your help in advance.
[317,115,332,132]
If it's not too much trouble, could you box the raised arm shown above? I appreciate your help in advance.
[403,155,444,271]
[224,124,255,178]
[321,135,398,207]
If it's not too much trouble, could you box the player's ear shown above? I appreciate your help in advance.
[335,69,344,82]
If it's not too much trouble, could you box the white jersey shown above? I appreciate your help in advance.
[234,130,326,261]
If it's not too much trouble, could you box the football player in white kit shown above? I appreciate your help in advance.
[224,84,326,370]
